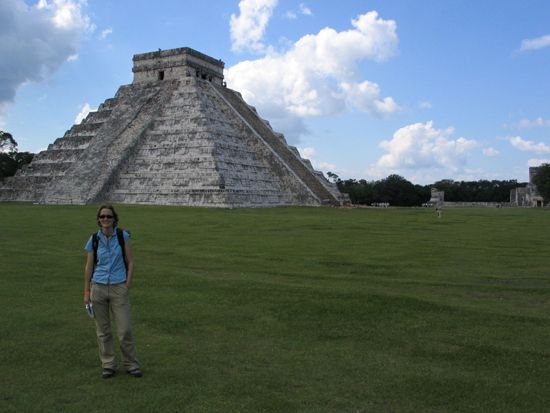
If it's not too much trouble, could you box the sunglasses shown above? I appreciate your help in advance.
[99,215,114,219]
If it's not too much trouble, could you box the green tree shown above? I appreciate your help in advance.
[0,131,17,152]
[337,178,375,204]
[0,153,18,178]
[337,174,523,206]
[326,171,339,183]
[532,164,550,204]
[433,179,522,202]
[373,174,424,206]
[0,132,34,179]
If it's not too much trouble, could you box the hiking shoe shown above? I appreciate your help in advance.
[127,368,143,378]
[102,368,116,379]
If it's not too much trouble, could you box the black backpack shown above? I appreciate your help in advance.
[92,228,128,274]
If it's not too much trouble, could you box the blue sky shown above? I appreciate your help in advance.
[1,0,550,184]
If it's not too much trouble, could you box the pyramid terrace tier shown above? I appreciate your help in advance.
[0,47,348,207]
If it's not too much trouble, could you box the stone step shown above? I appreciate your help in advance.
[213,85,341,205]
[0,47,346,207]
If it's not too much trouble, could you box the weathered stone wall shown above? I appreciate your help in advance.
[509,167,545,207]
[132,48,224,85]
[0,93,115,202]
[214,84,343,205]
[43,81,174,204]
[0,47,347,207]
[442,202,508,208]
[105,77,320,207]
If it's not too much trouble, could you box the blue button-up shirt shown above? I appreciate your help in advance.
[84,228,130,285]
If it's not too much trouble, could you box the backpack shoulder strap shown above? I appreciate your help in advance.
[92,232,99,271]
[116,228,128,274]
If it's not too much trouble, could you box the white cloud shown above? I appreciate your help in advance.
[418,101,432,109]
[297,146,336,174]
[100,28,113,39]
[315,160,337,172]
[74,103,95,124]
[528,158,550,167]
[51,0,90,30]
[285,11,297,19]
[284,3,311,20]
[369,121,477,180]
[340,81,399,114]
[67,54,79,61]
[482,147,499,157]
[392,168,506,185]
[36,0,91,30]
[509,136,550,154]
[0,0,92,111]
[230,0,278,53]
[226,10,399,141]
[517,117,550,128]
[299,3,312,16]
[297,146,315,158]
[519,34,550,52]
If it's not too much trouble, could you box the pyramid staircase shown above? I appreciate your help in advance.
[0,47,347,207]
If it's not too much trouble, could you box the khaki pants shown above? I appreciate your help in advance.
[90,283,140,371]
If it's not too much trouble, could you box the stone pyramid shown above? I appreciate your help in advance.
[0,47,347,207]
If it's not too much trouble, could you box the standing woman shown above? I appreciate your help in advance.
[83,205,142,379]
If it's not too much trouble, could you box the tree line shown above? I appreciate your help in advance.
[532,164,550,203]
[329,173,528,206]
[2,129,549,205]
[0,131,34,179]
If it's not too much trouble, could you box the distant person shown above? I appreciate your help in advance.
[83,205,142,379]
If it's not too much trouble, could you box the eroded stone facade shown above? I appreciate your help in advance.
[0,47,347,207]
[510,167,544,207]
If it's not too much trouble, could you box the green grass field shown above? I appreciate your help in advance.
[1,204,549,412]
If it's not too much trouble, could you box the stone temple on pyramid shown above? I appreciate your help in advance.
[0,47,348,208]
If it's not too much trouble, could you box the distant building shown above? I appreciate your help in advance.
[510,167,545,207]
[427,188,444,207]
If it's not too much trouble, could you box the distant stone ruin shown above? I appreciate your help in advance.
[428,188,444,206]
[427,188,504,208]
[510,167,544,207]
[0,47,347,208]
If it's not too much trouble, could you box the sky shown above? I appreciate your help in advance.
[1,0,550,184]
